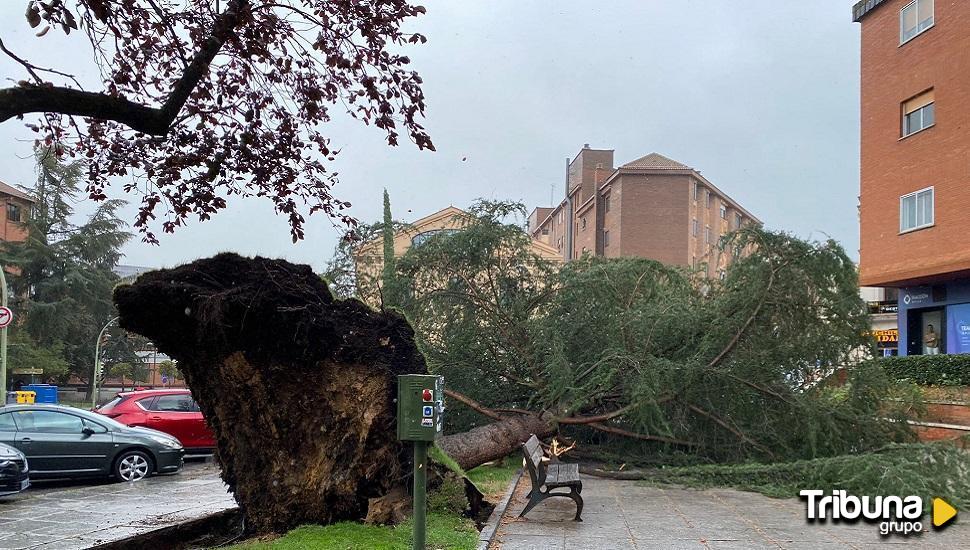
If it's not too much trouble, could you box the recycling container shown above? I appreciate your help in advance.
[23,384,57,404]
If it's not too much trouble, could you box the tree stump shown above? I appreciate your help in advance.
[114,253,427,534]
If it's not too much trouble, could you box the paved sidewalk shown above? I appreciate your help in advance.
[0,462,236,549]
[491,475,970,549]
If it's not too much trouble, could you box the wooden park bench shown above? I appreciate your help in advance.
[518,434,583,521]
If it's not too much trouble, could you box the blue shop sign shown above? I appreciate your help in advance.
[901,287,932,307]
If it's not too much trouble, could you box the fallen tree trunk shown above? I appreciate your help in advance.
[438,414,554,471]
[114,253,428,534]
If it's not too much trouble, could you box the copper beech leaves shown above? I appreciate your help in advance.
[7,0,434,243]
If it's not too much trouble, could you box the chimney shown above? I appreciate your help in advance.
[583,143,590,149]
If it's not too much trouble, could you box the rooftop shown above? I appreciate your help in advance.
[0,181,35,203]
[620,152,691,171]
[852,0,889,22]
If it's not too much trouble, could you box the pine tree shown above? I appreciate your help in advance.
[0,147,132,383]
[381,189,398,307]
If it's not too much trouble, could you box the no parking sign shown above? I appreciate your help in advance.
[0,306,12,329]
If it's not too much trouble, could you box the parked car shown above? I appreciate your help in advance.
[94,389,215,452]
[0,442,29,496]
[0,404,184,482]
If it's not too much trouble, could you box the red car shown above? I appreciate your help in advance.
[94,389,215,452]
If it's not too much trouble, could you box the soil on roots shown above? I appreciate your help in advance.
[113,253,427,534]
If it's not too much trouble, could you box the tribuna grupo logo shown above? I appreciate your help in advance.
[800,490,957,536]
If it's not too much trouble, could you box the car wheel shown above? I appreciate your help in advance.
[114,450,153,482]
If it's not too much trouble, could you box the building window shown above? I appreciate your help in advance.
[735,212,743,228]
[541,228,549,235]
[604,230,610,247]
[705,190,712,208]
[705,226,712,244]
[604,194,611,212]
[6,203,21,223]
[557,237,563,250]
[900,187,934,232]
[693,182,700,201]
[900,0,934,44]
[558,210,564,224]
[719,204,727,219]
[692,218,699,237]
[902,90,934,137]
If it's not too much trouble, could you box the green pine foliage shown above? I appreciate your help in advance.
[0,147,131,383]
[395,201,919,462]
[638,442,970,512]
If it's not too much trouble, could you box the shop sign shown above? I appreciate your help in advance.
[901,288,931,307]
[872,329,898,348]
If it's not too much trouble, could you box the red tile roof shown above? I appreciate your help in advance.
[0,181,35,203]
[620,153,691,171]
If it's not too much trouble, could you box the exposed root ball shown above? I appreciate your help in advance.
[114,253,426,533]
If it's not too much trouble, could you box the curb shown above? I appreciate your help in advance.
[477,468,523,550]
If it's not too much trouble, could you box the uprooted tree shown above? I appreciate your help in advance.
[114,203,921,534]
[3,1,433,242]
[114,254,430,533]
[394,201,920,469]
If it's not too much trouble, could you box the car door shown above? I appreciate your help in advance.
[10,409,114,476]
[190,398,215,449]
[0,412,17,448]
[144,393,196,446]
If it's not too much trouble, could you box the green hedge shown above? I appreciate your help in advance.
[870,354,970,386]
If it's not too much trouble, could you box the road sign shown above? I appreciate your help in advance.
[0,306,11,329]
[11,368,42,375]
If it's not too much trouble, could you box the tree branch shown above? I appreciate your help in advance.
[586,422,696,447]
[444,389,505,421]
[557,403,636,425]
[0,0,250,135]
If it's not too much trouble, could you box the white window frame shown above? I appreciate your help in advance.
[899,186,934,233]
[692,218,699,237]
[735,212,743,228]
[719,204,727,219]
[900,0,934,45]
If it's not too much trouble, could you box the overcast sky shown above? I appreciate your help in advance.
[0,1,861,271]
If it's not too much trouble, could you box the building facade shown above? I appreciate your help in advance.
[355,206,562,305]
[855,0,970,355]
[0,181,34,244]
[528,145,759,277]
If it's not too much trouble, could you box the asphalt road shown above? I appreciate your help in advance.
[0,459,236,550]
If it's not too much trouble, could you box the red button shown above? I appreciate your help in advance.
[422,389,433,402]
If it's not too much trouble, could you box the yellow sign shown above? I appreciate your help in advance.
[872,329,898,343]
[933,497,957,528]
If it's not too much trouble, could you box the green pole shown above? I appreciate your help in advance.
[412,441,428,550]
[0,266,7,397]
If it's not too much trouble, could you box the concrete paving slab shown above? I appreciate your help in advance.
[491,474,970,550]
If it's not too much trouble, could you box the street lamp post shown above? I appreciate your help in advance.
[91,316,119,409]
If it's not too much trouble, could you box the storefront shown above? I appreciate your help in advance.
[898,281,970,356]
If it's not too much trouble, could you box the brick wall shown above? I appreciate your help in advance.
[617,174,690,265]
[859,0,970,286]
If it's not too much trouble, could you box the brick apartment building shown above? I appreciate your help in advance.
[0,180,34,244]
[528,145,759,277]
[854,0,970,356]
